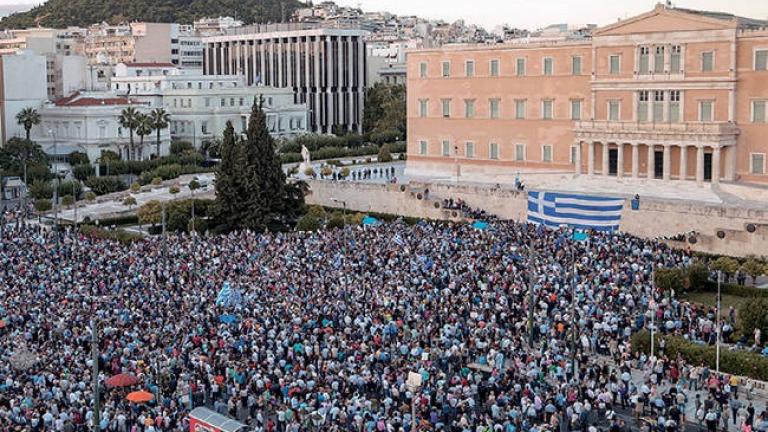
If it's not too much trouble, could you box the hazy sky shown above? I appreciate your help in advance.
[1,0,768,30]
[332,0,768,30]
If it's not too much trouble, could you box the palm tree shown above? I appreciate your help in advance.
[16,107,41,141]
[118,106,141,160]
[135,114,153,161]
[148,108,171,158]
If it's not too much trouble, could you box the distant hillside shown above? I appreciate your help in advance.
[0,0,304,29]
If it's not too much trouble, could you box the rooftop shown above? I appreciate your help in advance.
[54,92,144,107]
[122,62,177,68]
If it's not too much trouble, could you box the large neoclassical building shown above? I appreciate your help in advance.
[406,4,768,185]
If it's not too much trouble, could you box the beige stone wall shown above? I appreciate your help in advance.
[306,180,768,257]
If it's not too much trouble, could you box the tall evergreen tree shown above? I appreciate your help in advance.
[214,121,249,230]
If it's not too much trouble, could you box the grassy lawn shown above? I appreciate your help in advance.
[680,291,748,316]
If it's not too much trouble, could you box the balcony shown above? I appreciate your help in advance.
[574,120,740,147]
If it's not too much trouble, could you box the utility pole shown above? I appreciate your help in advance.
[91,318,100,432]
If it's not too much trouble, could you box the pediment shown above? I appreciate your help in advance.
[595,7,735,36]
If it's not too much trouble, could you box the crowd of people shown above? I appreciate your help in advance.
[0,209,765,432]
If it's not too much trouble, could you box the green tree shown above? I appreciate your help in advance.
[712,257,740,280]
[739,297,768,345]
[57,180,82,199]
[130,181,141,193]
[137,200,162,225]
[84,191,97,202]
[15,107,41,141]
[377,144,393,163]
[119,107,141,161]
[363,82,406,136]
[0,137,50,182]
[742,257,767,286]
[654,267,685,293]
[28,179,52,199]
[170,141,195,155]
[135,113,153,160]
[123,195,137,209]
[67,151,89,166]
[296,214,320,232]
[148,107,170,157]
[201,138,221,159]
[686,262,710,291]
[327,214,345,229]
[61,195,74,207]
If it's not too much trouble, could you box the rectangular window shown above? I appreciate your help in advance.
[442,140,450,157]
[637,91,649,122]
[699,100,714,121]
[464,99,476,118]
[572,56,582,75]
[543,57,553,76]
[608,100,620,121]
[465,142,475,158]
[516,58,526,76]
[669,91,681,123]
[419,99,428,118]
[670,45,681,73]
[419,62,428,78]
[515,144,525,161]
[570,145,578,164]
[702,51,714,72]
[756,50,768,71]
[230,97,235,106]
[752,154,766,174]
[609,55,621,75]
[465,60,475,77]
[205,97,210,107]
[542,145,553,162]
[201,121,208,134]
[654,46,665,73]
[542,100,553,120]
[220,98,225,107]
[442,99,451,118]
[753,100,766,123]
[442,61,450,77]
[571,100,582,121]
[489,142,499,160]
[489,99,500,119]
[515,100,526,119]
[419,140,428,155]
[653,90,664,122]
[490,59,499,77]
[639,46,650,74]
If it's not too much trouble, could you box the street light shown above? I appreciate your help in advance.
[716,269,722,373]
[331,197,348,252]
[48,129,60,243]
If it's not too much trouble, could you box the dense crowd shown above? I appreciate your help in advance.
[0,211,765,432]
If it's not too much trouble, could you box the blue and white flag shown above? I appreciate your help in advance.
[527,191,624,232]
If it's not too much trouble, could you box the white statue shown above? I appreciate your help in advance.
[299,145,312,176]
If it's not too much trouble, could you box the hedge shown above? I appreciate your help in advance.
[97,153,205,177]
[84,176,127,196]
[87,214,139,227]
[280,142,407,164]
[701,280,768,298]
[78,225,143,244]
[631,330,768,381]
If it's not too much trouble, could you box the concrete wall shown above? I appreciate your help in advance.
[306,180,768,257]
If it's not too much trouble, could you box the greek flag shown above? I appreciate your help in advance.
[527,191,624,232]
[216,281,233,306]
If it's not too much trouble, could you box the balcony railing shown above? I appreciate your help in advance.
[575,120,740,135]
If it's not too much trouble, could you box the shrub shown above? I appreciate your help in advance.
[67,151,89,166]
[60,195,74,207]
[130,182,141,193]
[29,179,53,199]
[686,262,710,291]
[151,177,163,186]
[138,200,163,225]
[84,176,126,196]
[377,144,393,163]
[712,256,740,278]
[368,129,402,145]
[169,185,181,195]
[654,267,685,292]
[123,196,137,208]
[84,191,97,202]
[304,167,315,177]
[296,214,320,232]
[306,205,326,219]
[320,166,333,177]
[57,180,83,199]
[742,258,767,286]
[631,330,768,381]
[34,198,52,212]
[72,164,94,181]
[739,297,768,343]
[170,140,195,155]
[327,214,345,229]
[188,179,201,191]
[340,167,350,178]
[78,225,143,244]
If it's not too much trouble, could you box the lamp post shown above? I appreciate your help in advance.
[331,198,348,253]
[716,270,722,373]
[48,129,60,244]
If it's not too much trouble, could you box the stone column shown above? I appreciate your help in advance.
[679,145,687,181]
[616,143,624,178]
[587,141,595,176]
[712,147,721,184]
[631,143,639,179]
[647,144,655,179]
[574,142,582,175]
[696,145,705,184]
[724,146,736,181]
[602,142,609,175]
[662,144,671,181]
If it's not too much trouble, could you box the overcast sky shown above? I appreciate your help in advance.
[333,0,768,30]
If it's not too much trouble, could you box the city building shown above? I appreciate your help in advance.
[406,4,768,185]
[84,22,203,69]
[0,50,48,144]
[202,23,368,133]
[110,64,308,146]
[32,92,169,162]
[366,40,415,86]
[193,17,244,36]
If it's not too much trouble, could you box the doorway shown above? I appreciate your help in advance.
[608,149,618,176]
[654,151,664,179]
[704,153,713,181]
